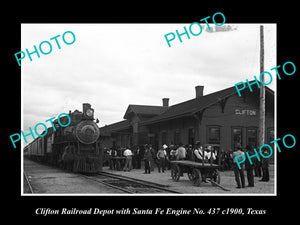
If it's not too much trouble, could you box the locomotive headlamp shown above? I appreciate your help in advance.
[86,108,93,117]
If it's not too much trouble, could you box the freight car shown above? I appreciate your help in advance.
[24,103,102,173]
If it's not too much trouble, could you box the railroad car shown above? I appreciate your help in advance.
[24,103,102,173]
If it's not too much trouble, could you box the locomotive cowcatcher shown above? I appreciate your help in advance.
[24,103,102,174]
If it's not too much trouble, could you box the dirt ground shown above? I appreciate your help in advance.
[103,164,275,195]
[23,159,124,194]
[23,159,275,195]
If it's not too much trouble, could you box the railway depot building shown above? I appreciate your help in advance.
[99,84,274,152]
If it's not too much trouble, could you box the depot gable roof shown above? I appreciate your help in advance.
[141,84,274,125]
[100,82,274,132]
[100,120,131,135]
[123,104,169,119]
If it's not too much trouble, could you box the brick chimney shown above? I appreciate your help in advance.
[162,98,169,107]
[195,85,204,98]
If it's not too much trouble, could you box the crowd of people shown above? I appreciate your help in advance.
[104,142,227,172]
[103,142,220,174]
[103,141,270,188]
[232,143,270,189]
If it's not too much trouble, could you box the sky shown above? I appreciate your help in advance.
[21,23,276,145]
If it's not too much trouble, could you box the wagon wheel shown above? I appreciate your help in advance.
[171,164,181,181]
[211,170,221,185]
[187,170,193,181]
[192,168,202,186]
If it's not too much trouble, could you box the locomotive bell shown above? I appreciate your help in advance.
[83,103,94,119]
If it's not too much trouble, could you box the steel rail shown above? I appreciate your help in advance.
[24,171,34,194]
[82,173,181,194]
[98,172,181,194]
[81,174,134,193]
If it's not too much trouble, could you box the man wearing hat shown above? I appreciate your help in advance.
[194,141,204,163]
[186,144,193,161]
[232,143,245,188]
[156,144,167,173]
[260,147,270,182]
[204,145,216,163]
[123,146,133,171]
[245,145,255,187]
[175,143,186,160]
[143,144,152,174]
[169,145,176,161]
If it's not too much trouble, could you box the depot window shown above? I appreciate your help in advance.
[207,126,221,144]
[232,127,242,149]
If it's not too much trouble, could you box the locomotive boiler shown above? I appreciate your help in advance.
[24,103,102,174]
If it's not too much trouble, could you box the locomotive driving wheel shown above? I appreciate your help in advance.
[171,164,181,181]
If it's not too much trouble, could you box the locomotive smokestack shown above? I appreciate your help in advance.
[83,103,94,119]
[83,103,91,112]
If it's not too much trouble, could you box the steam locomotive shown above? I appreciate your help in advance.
[24,103,102,174]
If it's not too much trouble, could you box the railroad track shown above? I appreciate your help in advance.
[82,172,181,194]
[23,172,34,194]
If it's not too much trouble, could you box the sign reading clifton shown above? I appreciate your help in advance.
[99,83,274,153]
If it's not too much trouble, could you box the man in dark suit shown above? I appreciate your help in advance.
[260,147,270,182]
[232,143,245,188]
[143,145,152,174]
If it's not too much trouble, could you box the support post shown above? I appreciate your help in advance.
[258,25,266,147]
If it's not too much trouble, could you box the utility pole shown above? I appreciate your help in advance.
[258,25,265,147]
